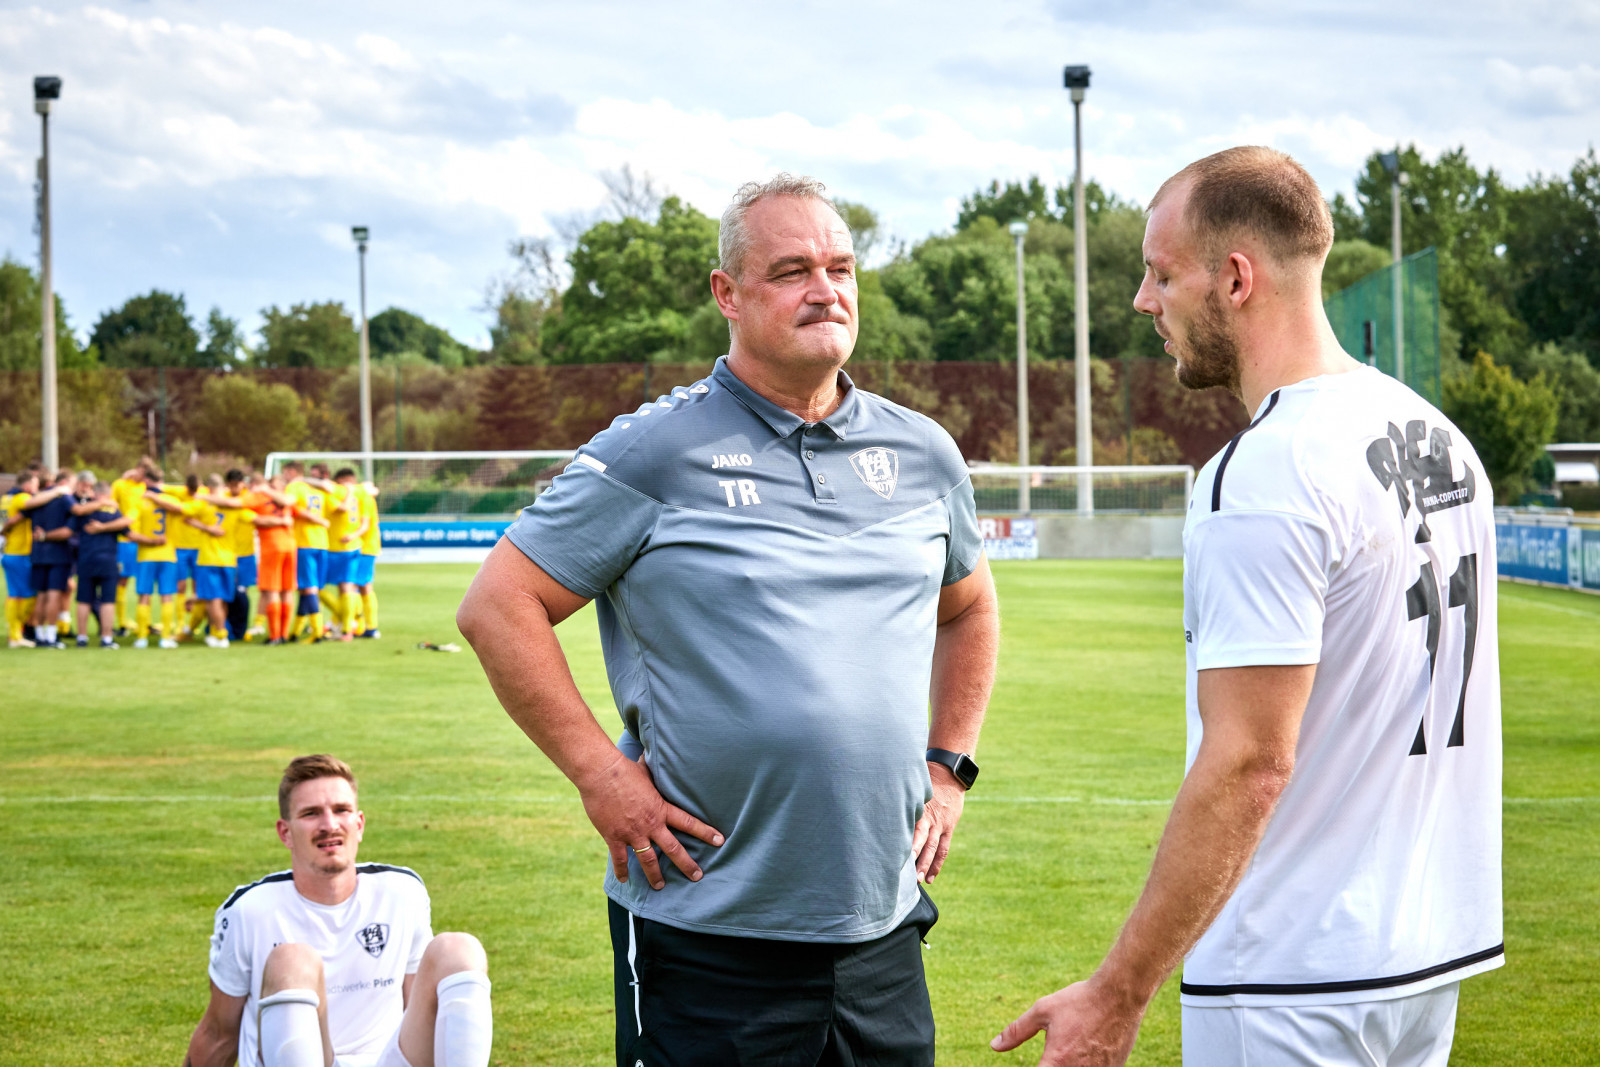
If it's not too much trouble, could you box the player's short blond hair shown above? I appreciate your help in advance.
[719,173,840,281]
[278,754,358,819]
[1150,146,1333,268]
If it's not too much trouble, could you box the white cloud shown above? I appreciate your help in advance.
[1486,57,1600,116]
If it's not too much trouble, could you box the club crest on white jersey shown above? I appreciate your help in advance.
[356,922,390,958]
[850,447,899,500]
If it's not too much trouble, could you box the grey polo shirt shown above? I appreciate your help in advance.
[506,355,982,942]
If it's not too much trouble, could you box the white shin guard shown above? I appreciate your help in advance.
[434,971,493,1067]
[258,988,324,1067]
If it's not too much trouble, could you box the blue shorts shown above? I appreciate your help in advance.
[236,554,257,589]
[195,565,236,602]
[353,554,377,587]
[31,562,72,592]
[136,560,179,598]
[176,548,200,584]
[77,568,119,605]
[326,549,359,586]
[2,554,33,598]
[296,547,326,591]
[118,540,139,578]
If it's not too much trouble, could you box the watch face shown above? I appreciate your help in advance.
[953,754,979,788]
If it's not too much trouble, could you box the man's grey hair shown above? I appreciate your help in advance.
[719,173,840,280]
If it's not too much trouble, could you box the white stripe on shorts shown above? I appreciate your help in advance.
[627,912,642,1036]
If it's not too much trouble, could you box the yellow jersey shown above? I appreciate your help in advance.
[111,478,146,543]
[288,481,330,550]
[3,490,32,556]
[134,494,197,563]
[227,491,258,557]
[192,502,256,568]
[167,486,204,551]
[326,483,362,549]
[358,487,381,556]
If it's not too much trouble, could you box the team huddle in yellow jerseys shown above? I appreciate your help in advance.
[2,458,382,650]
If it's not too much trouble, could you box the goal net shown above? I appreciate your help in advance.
[965,464,1195,514]
[262,450,576,516]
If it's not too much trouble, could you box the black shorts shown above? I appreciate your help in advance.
[609,889,938,1067]
[76,568,118,605]
[31,562,71,592]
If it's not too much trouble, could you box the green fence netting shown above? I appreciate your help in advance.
[1324,246,1441,405]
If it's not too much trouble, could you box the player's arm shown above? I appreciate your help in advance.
[912,556,999,884]
[86,515,132,535]
[18,484,68,510]
[992,664,1313,1065]
[185,515,225,538]
[457,538,724,891]
[344,510,370,545]
[183,980,245,1067]
[69,498,102,516]
[199,492,242,509]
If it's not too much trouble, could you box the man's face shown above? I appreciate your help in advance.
[277,776,364,877]
[724,196,858,372]
[1134,188,1241,394]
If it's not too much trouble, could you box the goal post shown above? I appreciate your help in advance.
[965,464,1195,514]
[262,450,577,517]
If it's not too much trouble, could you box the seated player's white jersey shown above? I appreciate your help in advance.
[209,864,432,1065]
[1180,364,1502,1007]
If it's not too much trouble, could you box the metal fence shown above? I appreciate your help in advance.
[1324,246,1442,406]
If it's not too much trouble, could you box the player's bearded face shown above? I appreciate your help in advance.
[1172,285,1241,394]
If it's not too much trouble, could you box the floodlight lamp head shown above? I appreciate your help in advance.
[352,225,369,248]
[1064,64,1090,103]
[1009,220,1029,237]
[1378,151,1400,177]
[34,75,61,115]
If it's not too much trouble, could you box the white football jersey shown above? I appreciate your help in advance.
[209,864,432,1065]
[1180,364,1503,1007]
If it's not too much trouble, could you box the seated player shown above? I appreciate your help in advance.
[3,467,40,648]
[23,468,77,649]
[184,755,493,1067]
[69,479,128,648]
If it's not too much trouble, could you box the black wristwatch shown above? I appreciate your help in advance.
[926,748,979,790]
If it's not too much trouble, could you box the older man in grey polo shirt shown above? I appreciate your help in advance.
[458,174,999,1066]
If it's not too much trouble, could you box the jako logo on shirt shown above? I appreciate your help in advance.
[711,453,753,469]
[356,923,390,958]
[850,448,899,500]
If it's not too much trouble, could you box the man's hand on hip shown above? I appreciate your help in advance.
[989,978,1144,1066]
[912,762,966,883]
[576,748,724,891]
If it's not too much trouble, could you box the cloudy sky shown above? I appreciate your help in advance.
[1,1,1595,348]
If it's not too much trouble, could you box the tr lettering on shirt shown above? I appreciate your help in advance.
[718,479,761,507]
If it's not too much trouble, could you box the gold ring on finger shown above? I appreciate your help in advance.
[633,844,653,854]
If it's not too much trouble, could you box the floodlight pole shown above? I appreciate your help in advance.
[353,226,373,481]
[1010,220,1030,515]
[1065,65,1093,515]
[35,76,62,473]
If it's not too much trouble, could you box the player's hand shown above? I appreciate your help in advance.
[576,748,723,891]
[912,763,966,883]
[990,979,1144,1066]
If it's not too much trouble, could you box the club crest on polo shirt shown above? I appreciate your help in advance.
[850,447,899,500]
[356,922,390,958]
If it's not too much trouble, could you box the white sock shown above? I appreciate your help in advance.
[258,988,324,1067]
[39,625,55,643]
[434,971,493,1067]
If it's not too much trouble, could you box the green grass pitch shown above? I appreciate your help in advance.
[2,561,1596,1065]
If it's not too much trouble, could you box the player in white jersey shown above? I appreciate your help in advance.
[993,147,1501,1067]
[184,755,494,1067]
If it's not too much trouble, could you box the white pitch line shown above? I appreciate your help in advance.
[1499,590,1600,620]
[0,794,1594,805]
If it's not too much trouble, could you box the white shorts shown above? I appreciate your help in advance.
[334,1024,413,1067]
[1182,982,1459,1067]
